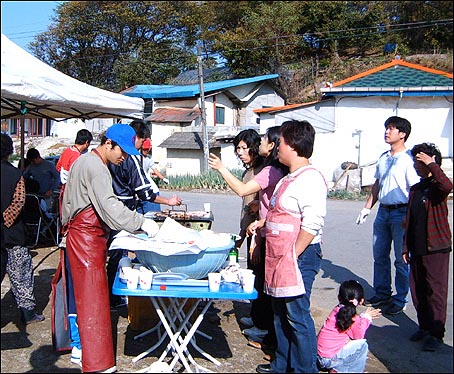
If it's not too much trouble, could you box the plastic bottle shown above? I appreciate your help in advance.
[229,246,239,265]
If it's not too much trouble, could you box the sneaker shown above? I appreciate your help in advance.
[410,329,429,342]
[422,336,443,352]
[382,303,406,315]
[25,313,45,325]
[243,326,268,338]
[240,316,254,327]
[71,346,82,365]
[58,236,67,249]
[364,295,392,307]
[98,366,117,373]
[256,363,274,373]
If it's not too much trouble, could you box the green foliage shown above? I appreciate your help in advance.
[30,1,202,91]
[327,189,368,201]
[9,154,20,162]
[160,169,244,191]
[161,170,369,201]
[29,1,453,94]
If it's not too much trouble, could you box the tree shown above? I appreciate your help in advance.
[29,1,452,99]
[30,1,201,91]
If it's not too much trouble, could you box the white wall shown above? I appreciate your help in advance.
[240,85,284,127]
[271,101,336,134]
[220,143,243,170]
[152,123,181,170]
[50,118,86,139]
[165,149,203,176]
[257,95,452,184]
[311,95,453,183]
[205,93,236,127]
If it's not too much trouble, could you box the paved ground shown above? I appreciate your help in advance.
[1,191,452,373]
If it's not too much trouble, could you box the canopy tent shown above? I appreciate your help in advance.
[1,34,144,121]
[1,34,144,166]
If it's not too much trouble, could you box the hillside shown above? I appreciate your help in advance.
[281,52,453,103]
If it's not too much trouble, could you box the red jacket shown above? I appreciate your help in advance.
[403,162,453,254]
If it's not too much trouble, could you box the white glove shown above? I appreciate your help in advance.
[356,208,371,225]
[141,219,160,238]
[163,177,170,184]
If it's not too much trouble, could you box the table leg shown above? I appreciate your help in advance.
[135,296,222,372]
[176,299,221,367]
[164,298,220,369]
[133,319,162,340]
[165,298,205,371]
[151,297,193,372]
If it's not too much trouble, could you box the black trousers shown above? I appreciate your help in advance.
[249,237,276,346]
[409,251,450,339]
[106,230,124,307]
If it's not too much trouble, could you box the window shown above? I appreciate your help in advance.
[216,106,225,125]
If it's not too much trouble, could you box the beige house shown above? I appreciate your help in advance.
[122,74,284,175]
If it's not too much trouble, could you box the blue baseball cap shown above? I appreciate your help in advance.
[105,124,139,155]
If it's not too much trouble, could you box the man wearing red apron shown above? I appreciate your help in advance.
[61,124,159,373]
[256,120,327,374]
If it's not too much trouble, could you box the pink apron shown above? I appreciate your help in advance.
[265,167,318,297]
[65,206,114,372]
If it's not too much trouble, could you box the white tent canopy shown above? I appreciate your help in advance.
[1,34,144,120]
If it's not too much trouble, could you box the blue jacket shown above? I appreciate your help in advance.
[108,154,157,211]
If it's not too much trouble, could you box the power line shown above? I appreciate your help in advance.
[218,18,453,45]
[8,17,452,62]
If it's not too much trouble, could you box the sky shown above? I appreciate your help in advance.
[1,1,61,52]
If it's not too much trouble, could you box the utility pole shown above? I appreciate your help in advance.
[197,45,209,172]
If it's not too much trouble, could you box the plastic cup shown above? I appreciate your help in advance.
[208,272,221,292]
[139,270,153,290]
[126,268,140,290]
[119,257,132,281]
[242,273,255,293]
[239,269,253,286]
[204,203,211,213]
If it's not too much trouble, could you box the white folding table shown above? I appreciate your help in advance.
[113,272,257,373]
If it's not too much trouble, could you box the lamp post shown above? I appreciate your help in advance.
[353,129,362,167]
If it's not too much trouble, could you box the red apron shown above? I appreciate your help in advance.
[265,168,318,297]
[65,206,114,372]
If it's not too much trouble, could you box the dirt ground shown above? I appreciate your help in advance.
[1,242,389,374]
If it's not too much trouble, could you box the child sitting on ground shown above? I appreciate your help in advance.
[317,280,381,373]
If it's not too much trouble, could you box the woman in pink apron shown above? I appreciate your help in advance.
[255,120,327,374]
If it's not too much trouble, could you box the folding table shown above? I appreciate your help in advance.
[113,271,257,373]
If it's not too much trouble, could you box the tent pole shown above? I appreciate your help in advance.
[20,101,26,170]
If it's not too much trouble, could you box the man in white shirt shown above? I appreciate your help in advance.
[356,116,420,315]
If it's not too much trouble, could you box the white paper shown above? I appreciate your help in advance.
[109,217,231,256]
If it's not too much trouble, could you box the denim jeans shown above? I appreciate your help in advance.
[318,339,368,373]
[271,243,322,373]
[136,192,161,214]
[372,206,409,307]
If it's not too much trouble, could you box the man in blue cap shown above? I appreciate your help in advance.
[61,123,159,373]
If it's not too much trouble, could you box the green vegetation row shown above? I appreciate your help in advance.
[158,169,368,201]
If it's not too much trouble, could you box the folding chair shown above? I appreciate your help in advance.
[23,193,58,248]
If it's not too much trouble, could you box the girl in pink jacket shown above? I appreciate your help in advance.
[317,280,381,373]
